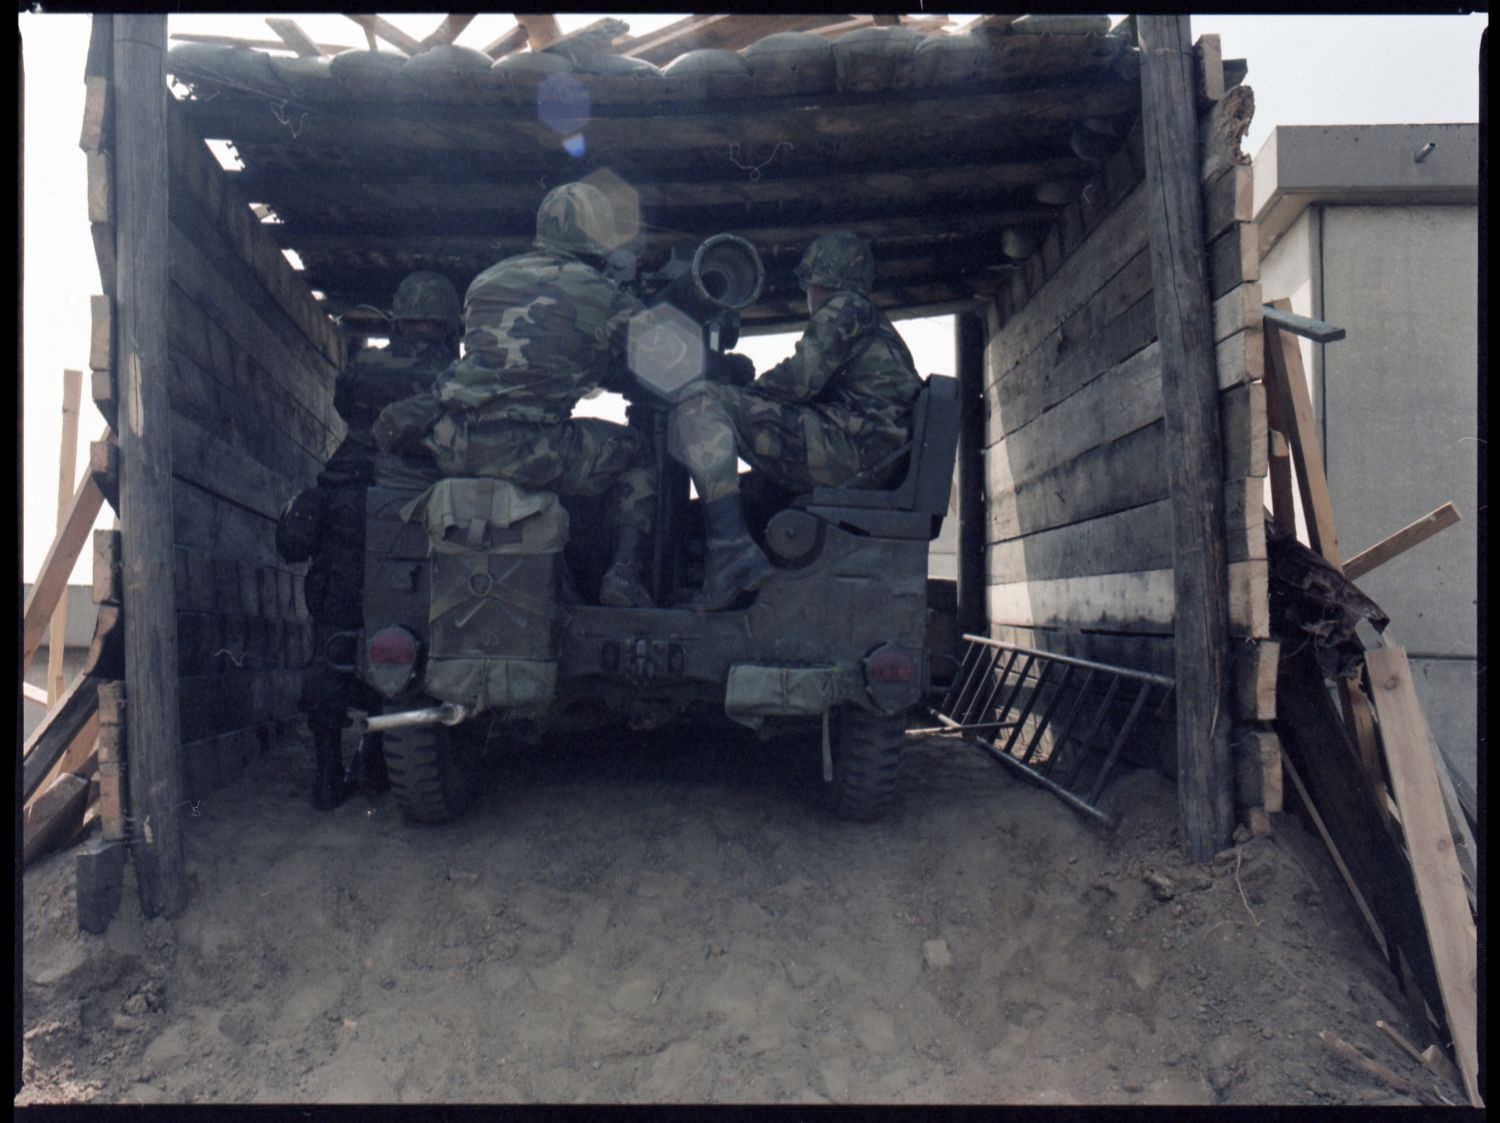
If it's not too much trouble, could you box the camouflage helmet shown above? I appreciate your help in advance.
[534,181,619,258]
[390,270,462,328]
[793,231,875,295]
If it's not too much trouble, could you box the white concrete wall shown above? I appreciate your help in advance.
[1259,203,1478,788]
[1319,204,1478,787]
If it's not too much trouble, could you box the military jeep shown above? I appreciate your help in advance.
[354,237,960,825]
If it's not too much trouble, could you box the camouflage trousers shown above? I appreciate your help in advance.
[667,382,869,503]
[423,412,656,534]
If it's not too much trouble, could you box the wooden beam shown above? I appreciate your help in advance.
[25,682,49,706]
[1233,728,1282,812]
[23,773,93,869]
[23,472,105,674]
[1193,33,1224,105]
[1366,645,1481,1107]
[1138,15,1234,861]
[24,673,100,799]
[514,14,562,52]
[170,32,357,55]
[1263,304,1341,565]
[1279,744,1388,961]
[481,24,529,59]
[341,14,421,56]
[420,14,476,49]
[1344,502,1462,582]
[956,312,987,640]
[97,681,127,842]
[26,710,100,817]
[113,14,189,919]
[49,369,84,702]
[264,19,323,58]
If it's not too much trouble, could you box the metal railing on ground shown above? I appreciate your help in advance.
[920,634,1175,828]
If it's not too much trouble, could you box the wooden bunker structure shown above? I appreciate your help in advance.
[46,13,1274,911]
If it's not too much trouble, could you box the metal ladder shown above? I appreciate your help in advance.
[925,635,1175,828]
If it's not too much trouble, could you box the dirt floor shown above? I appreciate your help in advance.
[18,721,1463,1106]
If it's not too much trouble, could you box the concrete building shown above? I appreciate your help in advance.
[1252,123,1480,792]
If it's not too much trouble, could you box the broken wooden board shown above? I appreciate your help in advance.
[22,471,106,674]
[1365,644,1481,1107]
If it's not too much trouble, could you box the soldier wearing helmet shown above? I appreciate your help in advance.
[667,231,923,610]
[410,181,658,608]
[276,270,462,809]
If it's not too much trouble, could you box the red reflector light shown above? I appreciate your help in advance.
[868,647,915,684]
[370,627,417,665]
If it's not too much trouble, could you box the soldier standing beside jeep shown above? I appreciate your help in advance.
[667,231,924,610]
[276,271,462,809]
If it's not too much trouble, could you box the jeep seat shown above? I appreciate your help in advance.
[793,374,960,539]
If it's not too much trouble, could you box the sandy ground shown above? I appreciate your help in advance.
[18,721,1460,1106]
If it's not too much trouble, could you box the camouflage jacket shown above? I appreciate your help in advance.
[754,291,923,451]
[436,249,645,425]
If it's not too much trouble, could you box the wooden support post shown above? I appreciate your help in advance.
[420,14,476,49]
[955,312,987,640]
[341,14,422,56]
[265,18,324,58]
[1366,645,1481,1107]
[1137,15,1234,862]
[113,14,188,919]
[1264,304,1340,564]
[49,369,85,702]
[515,14,562,51]
[482,24,529,59]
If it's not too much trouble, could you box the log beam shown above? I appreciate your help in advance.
[1138,14,1234,861]
[113,14,188,919]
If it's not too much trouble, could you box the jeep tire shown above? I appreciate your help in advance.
[825,705,905,822]
[384,718,486,824]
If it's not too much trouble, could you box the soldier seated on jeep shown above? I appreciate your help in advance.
[667,231,924,610]
[372,182,659,611]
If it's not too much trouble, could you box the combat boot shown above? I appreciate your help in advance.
[311,722,349,811]
[693,493,774,611]
[598,525,655,608]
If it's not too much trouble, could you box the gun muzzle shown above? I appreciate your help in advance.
[658,234,764,320]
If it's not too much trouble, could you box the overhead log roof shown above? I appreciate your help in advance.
[166,13,1147,330]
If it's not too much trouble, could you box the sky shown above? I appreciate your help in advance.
[17,11,1488,585]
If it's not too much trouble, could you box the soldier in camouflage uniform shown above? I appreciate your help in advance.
[412,181,657,608]
[277,271,462,809]
[668,231,923,610]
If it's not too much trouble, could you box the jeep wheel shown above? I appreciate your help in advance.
[384,719,486,824]
[825,706,905,822]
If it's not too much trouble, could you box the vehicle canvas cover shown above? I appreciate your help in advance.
[399,477,569,712]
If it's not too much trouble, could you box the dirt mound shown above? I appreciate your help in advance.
[18,725,1454,1105]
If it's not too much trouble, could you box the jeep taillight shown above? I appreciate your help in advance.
[367,626,419,697]
[863,644,919,714]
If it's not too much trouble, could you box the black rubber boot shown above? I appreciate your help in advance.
[598,525,655,608]
[311,722,349,811]
[693,493,774,611]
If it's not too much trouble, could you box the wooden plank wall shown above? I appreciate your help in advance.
[979,48,1267,775]
[158,100,344,799]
